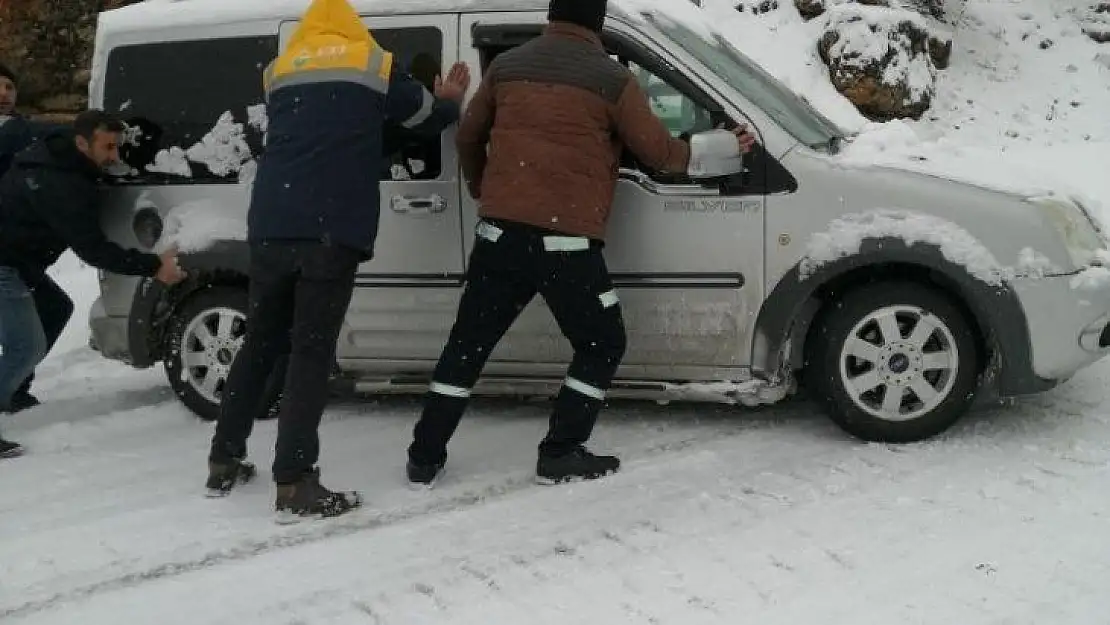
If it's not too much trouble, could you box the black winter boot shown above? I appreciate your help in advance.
[406,460,445,489]
[205,458,257,497]
[9,391,40,413]
[0,438,24,459]
[274,468,362,522]
[536,446,620,485]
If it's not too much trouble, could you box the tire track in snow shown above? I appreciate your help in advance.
[353,438,1109,624]
[305,442,945,622]
[0,413,814,621]
[0,471,545,621]
[8,388,1103,621]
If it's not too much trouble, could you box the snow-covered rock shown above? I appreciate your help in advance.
[796,0,962,23]
[796,0,891,21]
[818,4,941,120]
[902,0,946,21]
[794,0,954,120]
[1083,2,1110,43]
[735,0,782,15]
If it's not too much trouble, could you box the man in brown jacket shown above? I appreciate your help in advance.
[406,0,756,487]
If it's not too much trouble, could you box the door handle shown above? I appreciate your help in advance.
[617,168,720,197]
[390,194,448,214]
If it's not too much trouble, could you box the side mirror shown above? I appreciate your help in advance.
[686,129,745,179]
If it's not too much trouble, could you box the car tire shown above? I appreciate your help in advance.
[807,281,981,443]
[163,287,282,422]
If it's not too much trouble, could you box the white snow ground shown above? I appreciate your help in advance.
[4,0,1110,622]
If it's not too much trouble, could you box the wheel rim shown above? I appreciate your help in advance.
[179,307,246,405]
[838,305,959,423]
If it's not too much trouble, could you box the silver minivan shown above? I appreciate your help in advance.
[86,0,1110,442]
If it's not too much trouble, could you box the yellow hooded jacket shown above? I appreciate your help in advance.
[248,0,461,257]
[264,0,393,96]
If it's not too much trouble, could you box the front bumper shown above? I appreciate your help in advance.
[1012,270,1110,382]
[88,296,133,365]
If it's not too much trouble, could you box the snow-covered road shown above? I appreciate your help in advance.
[4,0,1110,620]
[4,327,1110,623]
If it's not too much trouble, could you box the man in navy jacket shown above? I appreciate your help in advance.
[0,111,187,458]
[205,0,470,520]
[0,64,60,181]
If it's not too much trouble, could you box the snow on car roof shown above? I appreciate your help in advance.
[96,0,667,34]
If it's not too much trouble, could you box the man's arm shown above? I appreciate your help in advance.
[30,174,162,277]
[384,69,462,138]
[610,77,691,174]
[455,70,496,200]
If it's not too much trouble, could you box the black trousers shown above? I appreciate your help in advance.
[210,240,360,484]
[408,219,627,465]
[19,273,73,396]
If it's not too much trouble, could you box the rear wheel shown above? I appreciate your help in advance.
[163,287,282,422]
[807,281,982,443]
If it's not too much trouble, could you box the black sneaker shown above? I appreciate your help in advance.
[0,438,24,459]
[274,468,362,523]
[9,392,40,413]
[205,458,257,497]
[536,446,620,485]
[406,460,444,489]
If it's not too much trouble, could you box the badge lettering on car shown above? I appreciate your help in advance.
[663,199,760,214]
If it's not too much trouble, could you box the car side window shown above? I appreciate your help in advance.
[103,36,277,184]
[611,54,720,185]
[626,61,714,140]
[372,26,446,182]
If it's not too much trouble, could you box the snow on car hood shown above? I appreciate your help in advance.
[831,120,1110,224]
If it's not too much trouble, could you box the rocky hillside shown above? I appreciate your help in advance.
[0,0,137,115]
[0,0,1106,120]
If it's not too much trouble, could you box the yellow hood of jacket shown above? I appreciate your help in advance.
[270,0,392,83]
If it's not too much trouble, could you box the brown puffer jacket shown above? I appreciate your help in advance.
[456,22,691,241]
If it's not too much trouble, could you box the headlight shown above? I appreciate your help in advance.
[1029,196,1105,268]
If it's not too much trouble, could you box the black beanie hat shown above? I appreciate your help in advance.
[0,63,16,87]
[548,0,608,32]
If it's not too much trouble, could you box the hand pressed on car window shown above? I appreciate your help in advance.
[434,62,471,104]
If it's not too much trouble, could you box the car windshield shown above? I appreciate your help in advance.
[643,12,845,148]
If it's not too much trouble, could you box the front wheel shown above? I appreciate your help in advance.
[162,287,282,422]
[807,281,982,443]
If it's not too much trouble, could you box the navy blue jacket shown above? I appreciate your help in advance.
[0,131,162,279]
[0,115,57,180]
[248,59,460,259]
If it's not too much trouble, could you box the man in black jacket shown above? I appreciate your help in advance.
[0,64,36,180]
[0,110,187,458]
[0,64,61,181]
